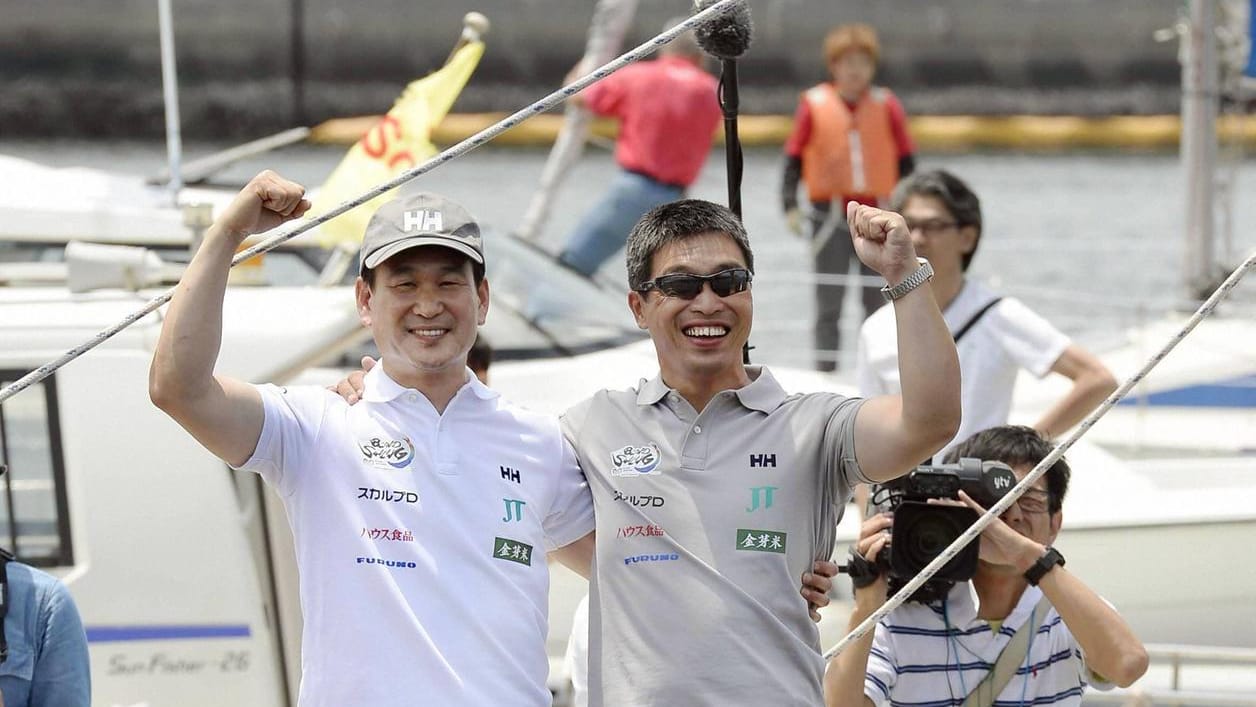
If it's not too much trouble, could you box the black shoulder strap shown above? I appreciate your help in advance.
[0,547,12,664]
[952,298,1004,344]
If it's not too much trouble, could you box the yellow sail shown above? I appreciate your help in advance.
[310,41,485,249]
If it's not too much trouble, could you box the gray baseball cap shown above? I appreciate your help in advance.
[359,192,484,272]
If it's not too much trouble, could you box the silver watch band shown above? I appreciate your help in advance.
[880,257,934,302]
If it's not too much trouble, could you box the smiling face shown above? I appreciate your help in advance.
[355,246,488,388]
[628,231,753,394]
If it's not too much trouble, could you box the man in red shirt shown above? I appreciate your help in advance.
[781,24,916,372]
[558,19,722,278]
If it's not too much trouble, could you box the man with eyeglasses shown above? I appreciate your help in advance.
[825,425,1147,707]
[855,170,1117,467]
[559,197,960,706]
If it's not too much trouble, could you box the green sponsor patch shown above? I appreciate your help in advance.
[736,528,787,554]
[493,537,534,566]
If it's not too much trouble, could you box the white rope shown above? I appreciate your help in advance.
[823,246,1256,660]
[0,0,744,406]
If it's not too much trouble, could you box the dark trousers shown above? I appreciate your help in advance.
[809,204,883,372]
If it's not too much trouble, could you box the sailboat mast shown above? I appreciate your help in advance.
[1182,0,1219,299]
[158,0,183,202]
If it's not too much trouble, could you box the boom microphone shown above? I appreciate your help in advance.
[692,0,753,59]
[693,0,753,362]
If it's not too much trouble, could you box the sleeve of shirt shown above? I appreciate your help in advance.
[883,89,916,158]
[543,434,596,551]
[864,620,898,707]
[783,97,813,158]
[31,579,91,707]
[581,66,629,118]
[988,299,1072,378]
[233,384,333,496]
[823,396,873,497]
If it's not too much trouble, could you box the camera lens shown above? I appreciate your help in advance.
[889,502,981,583]
[901,513,961,567]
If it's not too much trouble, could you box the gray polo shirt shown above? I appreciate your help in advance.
[561,365,869,706]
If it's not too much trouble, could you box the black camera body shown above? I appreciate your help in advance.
[874,458,1017,599]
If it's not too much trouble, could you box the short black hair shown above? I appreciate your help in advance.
[625,199,754,291]
[943,425,1070,514]
[890,169,983,272]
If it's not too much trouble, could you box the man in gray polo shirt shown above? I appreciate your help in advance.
[563,199,960,706]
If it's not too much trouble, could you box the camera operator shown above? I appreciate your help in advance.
[824,426,1147,707]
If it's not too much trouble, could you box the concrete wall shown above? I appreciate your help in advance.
[0,0,1184,138]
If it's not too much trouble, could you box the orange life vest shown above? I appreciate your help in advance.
[800,84,899,202]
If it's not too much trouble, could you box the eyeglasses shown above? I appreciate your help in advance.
[636,268,752,300]
[1014,490,1051,515]
[904,218,959,236]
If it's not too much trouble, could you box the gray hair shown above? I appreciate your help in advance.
[661,16,703,59]
[626,199,754,291]
[889,169,983,272]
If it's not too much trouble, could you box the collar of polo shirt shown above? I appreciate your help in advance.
[635,365,785,414]
[360,364,499,403]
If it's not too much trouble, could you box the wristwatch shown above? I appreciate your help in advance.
[1023,546,1065,586]
[880,257,933,302]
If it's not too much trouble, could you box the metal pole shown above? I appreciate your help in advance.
[1183,0,1218,299]
[290,0,306,126]
[157,0,183,202]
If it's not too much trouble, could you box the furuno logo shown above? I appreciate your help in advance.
[623,553,680,566]
[357,557,418,569]
[736,529,787,554]
[493,537,534,566]
[613,490,665,508]
[357,487,419,504]
[610,443,662,477]
[358,436,415,470]
[403,209,443,233]
[749,453,777,468]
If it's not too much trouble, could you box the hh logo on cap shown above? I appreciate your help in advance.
[403,209,443,233]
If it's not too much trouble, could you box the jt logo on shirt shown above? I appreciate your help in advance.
[746,486,777,512]
[502,498,526,522]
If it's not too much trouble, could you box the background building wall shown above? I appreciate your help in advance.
[0,0,1183,138]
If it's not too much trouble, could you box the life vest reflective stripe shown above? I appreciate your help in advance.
[801,84,900,202]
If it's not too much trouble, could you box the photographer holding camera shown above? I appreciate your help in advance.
[824,426,1147,707]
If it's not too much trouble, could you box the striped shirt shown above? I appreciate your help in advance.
[865,582,1112,707]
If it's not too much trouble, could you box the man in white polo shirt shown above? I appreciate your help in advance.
[149,171,596,706]
[562,198,962,706]
[824,425,1147,707]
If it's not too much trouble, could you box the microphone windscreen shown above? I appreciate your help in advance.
[692,0,753,60]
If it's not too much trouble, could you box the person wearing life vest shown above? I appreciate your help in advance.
[781,24,916,372]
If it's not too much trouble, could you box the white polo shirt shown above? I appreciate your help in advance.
[238,366,595,707]
[865,582,1112,707]
[856,279,1070,459]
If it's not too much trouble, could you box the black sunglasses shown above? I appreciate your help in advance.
[636,268,752,300]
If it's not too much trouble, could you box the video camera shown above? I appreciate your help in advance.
[871,457,1017,601]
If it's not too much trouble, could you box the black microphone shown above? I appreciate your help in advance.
[693,0,754,362]
[692,0,753,60]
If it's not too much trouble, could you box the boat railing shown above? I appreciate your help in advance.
[1082,642,1256,705]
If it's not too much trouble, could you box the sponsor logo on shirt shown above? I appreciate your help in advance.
[361,527,414,542]
[500,465,522,483]
[623,553,680,566]
[493,537,534,566]
[616,524,665,538]
[610,443,662,476]
[501,498,527,522]
[749,453,777,468]
[746,485,778,512]
[357,556,417,569]
[612,490,665,507]
[736,528,787,554]
[358,436,416,470]
[357,487,420,504]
